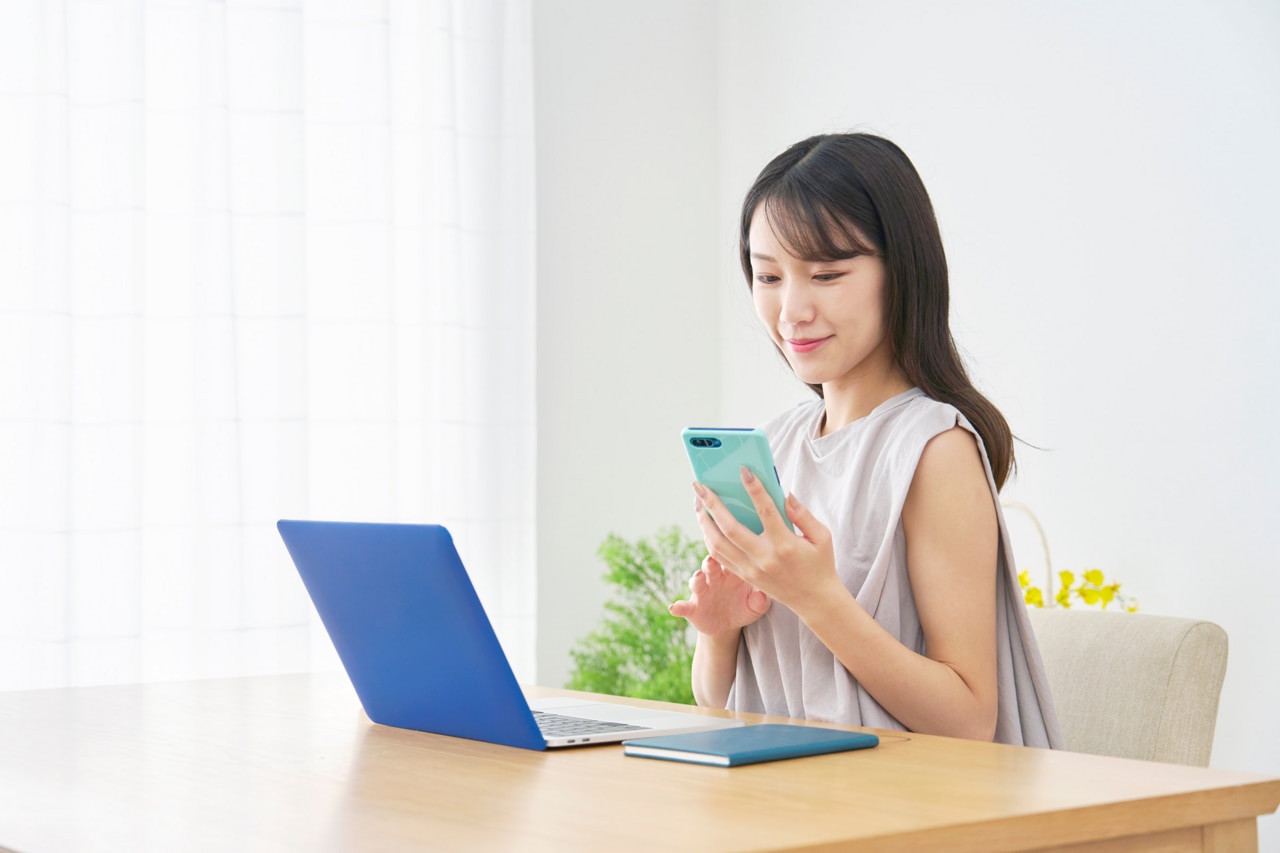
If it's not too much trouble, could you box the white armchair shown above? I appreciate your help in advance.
[1026,608,1228,766]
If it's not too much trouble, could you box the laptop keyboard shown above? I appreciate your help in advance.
[531,710,649,738]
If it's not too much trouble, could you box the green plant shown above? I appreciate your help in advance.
[565,526,704,704]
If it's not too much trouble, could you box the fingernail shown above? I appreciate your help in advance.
[692,481,707,497]
[740,466,756,483]
[694,495,705,513]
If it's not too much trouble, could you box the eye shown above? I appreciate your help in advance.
[754,274,781,285]
[813,272,845,283]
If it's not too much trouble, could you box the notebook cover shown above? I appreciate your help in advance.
[622,723,879,766]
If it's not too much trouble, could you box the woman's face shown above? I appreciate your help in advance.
[748,207,896,393]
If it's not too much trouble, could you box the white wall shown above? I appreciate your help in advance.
[533,1,720,688]
[535,1,1280,843]
[716,0,1280,846]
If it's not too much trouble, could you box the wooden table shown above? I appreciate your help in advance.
[0,673,1276,852]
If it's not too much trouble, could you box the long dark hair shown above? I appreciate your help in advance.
[740,133,1015,489]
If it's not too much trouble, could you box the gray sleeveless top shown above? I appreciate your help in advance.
[727,388,1063,748]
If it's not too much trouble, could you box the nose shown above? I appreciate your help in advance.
[777,280,815,332]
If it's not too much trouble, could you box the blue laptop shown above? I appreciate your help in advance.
[277,520,742,750]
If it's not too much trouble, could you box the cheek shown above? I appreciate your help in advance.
[846,290,887,335]
[752,290,777,328]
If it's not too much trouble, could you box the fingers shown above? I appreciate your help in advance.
[738,466,792,538]
[693,481,751,541]
[784,492,831,548]
[671,565,709,620]
[693,480,833,604]
[670,568,704,621]
[745,588,771,616]
[697,471,792,579]
[693,483,751,573]
[702,554,723,579]
[687,571,704,593]
[670,561,731,625]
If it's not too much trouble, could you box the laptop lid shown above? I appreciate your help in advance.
[279,519,744,750]
[278,520,547,750]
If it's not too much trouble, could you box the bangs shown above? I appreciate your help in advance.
[759,184,878,262]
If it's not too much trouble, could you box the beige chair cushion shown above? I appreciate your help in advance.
[1026,608,1227,766]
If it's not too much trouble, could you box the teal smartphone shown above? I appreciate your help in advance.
[682,427,792,534]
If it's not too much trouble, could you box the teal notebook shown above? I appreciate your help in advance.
[622,723,879,767]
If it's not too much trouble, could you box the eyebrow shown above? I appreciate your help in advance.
[750,252,777,262]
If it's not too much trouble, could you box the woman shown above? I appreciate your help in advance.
[669,133,1061,746]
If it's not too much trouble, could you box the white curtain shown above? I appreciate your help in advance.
[0,0,537,690]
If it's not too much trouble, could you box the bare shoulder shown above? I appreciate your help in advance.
[916,426,987,485]
[903,426,995,530]
[902,426,998,632]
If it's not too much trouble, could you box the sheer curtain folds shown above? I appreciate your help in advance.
[0,0,536,690]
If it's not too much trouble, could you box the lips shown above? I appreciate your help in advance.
[786,337,829,354]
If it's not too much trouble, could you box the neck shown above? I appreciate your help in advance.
[819,361,913,436]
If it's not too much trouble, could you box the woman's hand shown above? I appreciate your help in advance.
[691,468,845,620]
[668,554,770,638]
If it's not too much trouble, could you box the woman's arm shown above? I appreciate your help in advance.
[688,630,741,708]
[669,555,771,708]
[805,427,998,739]
[692,426,998,740]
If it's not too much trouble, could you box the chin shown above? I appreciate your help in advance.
[780,353,833,387]
[787,368,829,387]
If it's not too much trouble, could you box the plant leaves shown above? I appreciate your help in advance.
[566,526,704,704]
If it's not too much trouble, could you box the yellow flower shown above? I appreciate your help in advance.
[1021,564,1137,613]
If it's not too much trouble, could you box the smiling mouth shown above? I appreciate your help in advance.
[786,337,829,354]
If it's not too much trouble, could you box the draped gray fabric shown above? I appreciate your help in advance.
[728,389,1063,748]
